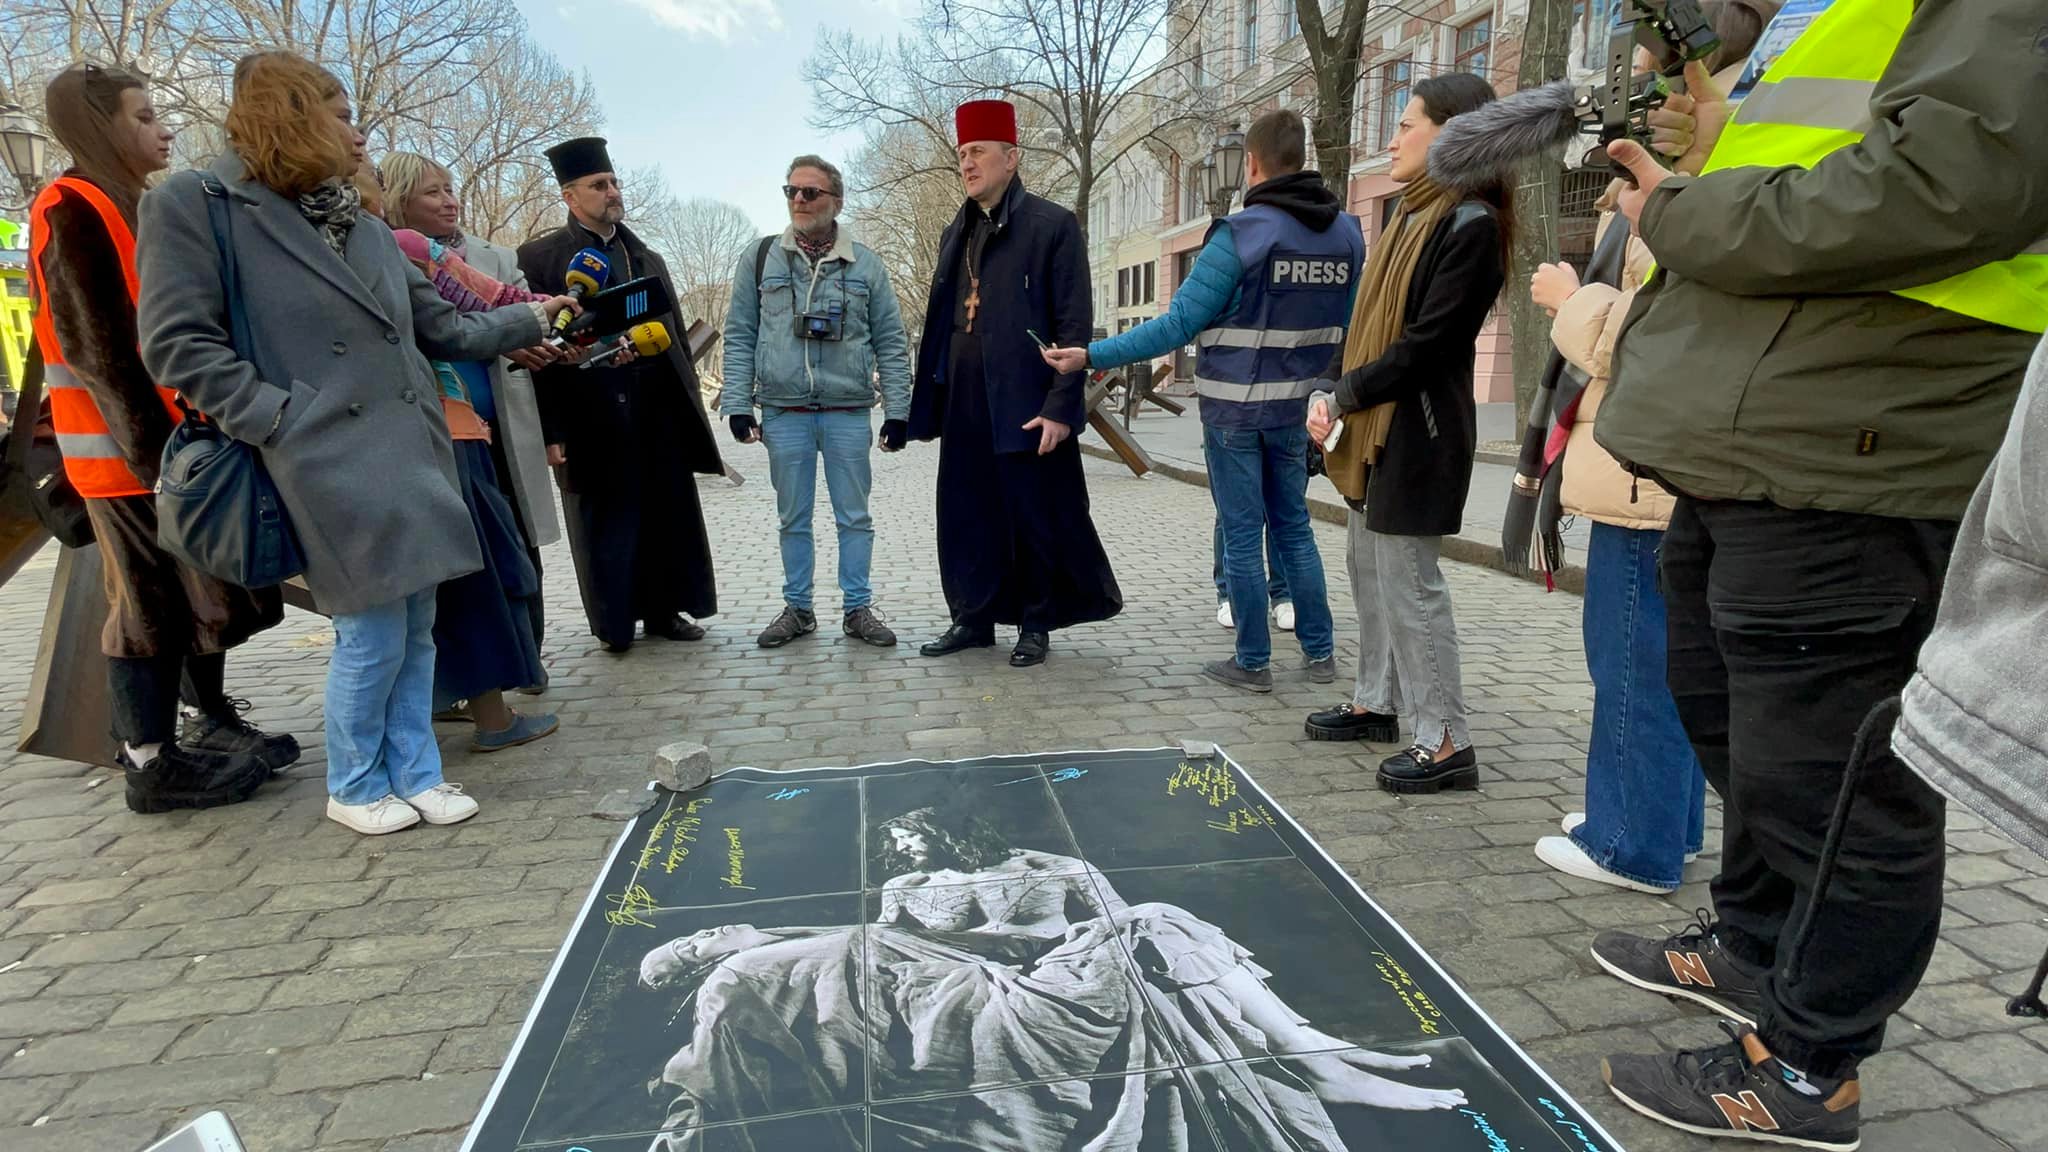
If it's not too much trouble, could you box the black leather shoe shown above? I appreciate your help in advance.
[1377,744,1479,794]
[1305,703,1400,742]
[1010,631,1050,667]
[920,623,995,657]
[646,614,706,641]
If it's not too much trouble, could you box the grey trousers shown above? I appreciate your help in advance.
[1347,513,1471,750]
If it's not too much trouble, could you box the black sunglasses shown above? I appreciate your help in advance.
[783,184,835,203]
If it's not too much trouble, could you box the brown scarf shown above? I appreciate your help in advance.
[1324,175,1455,502]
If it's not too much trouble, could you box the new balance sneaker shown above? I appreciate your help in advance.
[181,698,300,774]
[1603,1024,1861,1150]
[1591,910,1764,1025]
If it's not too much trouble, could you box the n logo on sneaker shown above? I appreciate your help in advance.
[1665,949,1716,988]
[1712,1091,1780,1133]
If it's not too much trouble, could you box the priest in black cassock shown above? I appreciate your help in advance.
[908,100,1122,667]
[518,138,722,653]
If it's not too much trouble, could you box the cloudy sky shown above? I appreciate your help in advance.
[520,0,918,234]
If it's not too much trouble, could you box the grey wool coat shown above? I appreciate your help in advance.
[462,236,561,548]
[137,153,548,616]
[1895,331,2048,863]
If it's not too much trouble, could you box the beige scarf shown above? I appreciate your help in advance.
[1324,175,1455,501]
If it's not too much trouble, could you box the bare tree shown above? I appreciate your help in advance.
[1507,0,1577,426]
[625,168,758,378]
[806,0,1214,249]
[3,0,600,244]
[1291,1,1373,199]
[842,122,966,339]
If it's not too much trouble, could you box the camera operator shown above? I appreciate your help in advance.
[721,155,911,649]
[1583,1,2048,1145]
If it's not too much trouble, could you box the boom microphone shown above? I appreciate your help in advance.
[1427,81,1582,192]
[577,321,671,370]
[553,248,611,335]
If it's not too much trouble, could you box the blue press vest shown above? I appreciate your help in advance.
[1194,204,1364,429]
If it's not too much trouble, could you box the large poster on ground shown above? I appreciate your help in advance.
[462,747,1625,1152]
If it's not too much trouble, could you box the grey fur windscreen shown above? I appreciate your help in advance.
[1428,81,1583,191]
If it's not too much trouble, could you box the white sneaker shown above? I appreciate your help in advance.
[328,794,421,836]
[1274,601,1296,632]
[1216,602,1234,629]
[1535,835,1675,894]
[1561,811,1699,863]
[404,782,480,825]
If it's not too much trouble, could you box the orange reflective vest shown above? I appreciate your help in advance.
[27,175,184,499]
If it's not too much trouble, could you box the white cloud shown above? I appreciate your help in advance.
[622,0,784,40]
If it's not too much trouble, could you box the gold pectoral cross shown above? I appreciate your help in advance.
[965,276,981,333]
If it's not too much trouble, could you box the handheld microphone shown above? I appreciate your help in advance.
[553,248,610,335]
[1428,81,1583,191]
[577,322,671,370]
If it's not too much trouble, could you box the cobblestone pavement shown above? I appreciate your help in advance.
[2,442,2045,1152]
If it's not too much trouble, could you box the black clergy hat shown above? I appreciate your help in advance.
[546,137,614,185]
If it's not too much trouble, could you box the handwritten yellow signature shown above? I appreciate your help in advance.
[603,884,657,928]
[721,827,754,890]
[1372,951,1445,1036]
[1166,761,1238,808]
[1205,803,1276,835]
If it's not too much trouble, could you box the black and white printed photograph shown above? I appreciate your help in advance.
[461,751,1623,1152]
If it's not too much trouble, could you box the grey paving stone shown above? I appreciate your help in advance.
[52,1054,275,1119]
[270,1034,440,1093]
[1858,1048,1978,1119]
[339,989,502,1042]
[322,1069,497,1143]
[0,1023,182,1078]
[22,926,176,967]
[169,1003,352,1058]
[1919,1032,2048,1096]
[1861,1111,2017,1152]
[1969,1090,2048,1152]
[174,1095,332,1152]
[0,1075,74,1124]
[106,977,276,1026]
[8,1114,165,1152]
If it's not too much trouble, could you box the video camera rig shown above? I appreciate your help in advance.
[1570,0,1721,174]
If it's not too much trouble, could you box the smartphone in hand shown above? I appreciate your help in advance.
[1026,328,1052,352]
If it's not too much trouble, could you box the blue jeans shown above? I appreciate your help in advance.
[1573,522,1706,889]
[760,406,875,614]
[1201,422,1334,670]
[326,589,442,805]
[1212,516,1290,605]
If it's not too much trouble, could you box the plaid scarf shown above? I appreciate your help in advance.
[794,224,836,262]
[295,179,361,257]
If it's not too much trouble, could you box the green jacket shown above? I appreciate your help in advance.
[1596,0,2048,521]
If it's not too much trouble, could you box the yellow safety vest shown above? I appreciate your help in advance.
[1700,0,2048,333]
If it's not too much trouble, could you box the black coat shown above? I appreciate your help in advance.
[517,219,722,493]
[909,179,1092,454]
[1336,199,1504,537]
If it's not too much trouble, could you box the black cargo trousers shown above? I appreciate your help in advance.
[1660,496,1955,1079]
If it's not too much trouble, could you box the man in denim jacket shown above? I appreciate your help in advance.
[722,155,912,648]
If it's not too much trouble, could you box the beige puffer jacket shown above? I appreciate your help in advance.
[1552,211,1677,531]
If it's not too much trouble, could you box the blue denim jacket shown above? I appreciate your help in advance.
[720,226,912,419]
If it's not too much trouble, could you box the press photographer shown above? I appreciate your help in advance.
[719,154,911,650]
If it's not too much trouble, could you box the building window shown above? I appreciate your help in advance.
[1143,262,1156,304]
[1283,1,1299,40]
[1191,38,1207,88]
[1376,57,1413,151]
[1455,16,1491,77]
[1241,0,1259,72]
[1173,251,1198,379]
[1183,161,1206,220]
[1578,0,1623,70]
[1117,269,1130,308]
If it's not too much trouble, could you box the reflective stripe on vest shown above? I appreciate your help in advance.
[27,176,185,498]
[1702,0,2048,332]
[1193,375,1323,404]
[1196,325,1348,350]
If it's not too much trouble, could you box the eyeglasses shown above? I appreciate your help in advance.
[783,185,835,203]
[577,176,624,193]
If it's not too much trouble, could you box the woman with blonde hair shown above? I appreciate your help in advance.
[379,149,559,751]
[30,61,293,813]
[138,51,579,834]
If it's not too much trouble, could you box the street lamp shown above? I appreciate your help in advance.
[0,102,51,201]
[1203,122,1246,217]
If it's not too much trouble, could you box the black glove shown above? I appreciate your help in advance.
[729,414,757,443]
[879,419,908,452]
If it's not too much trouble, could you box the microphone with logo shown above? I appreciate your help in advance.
[551,248,610,337]
[577,321,671,370]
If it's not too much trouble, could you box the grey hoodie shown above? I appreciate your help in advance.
[1894,332,2048,862]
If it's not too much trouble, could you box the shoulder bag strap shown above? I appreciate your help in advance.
[184,176,256,425]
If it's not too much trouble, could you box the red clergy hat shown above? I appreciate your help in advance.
[955,100,1018,147]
